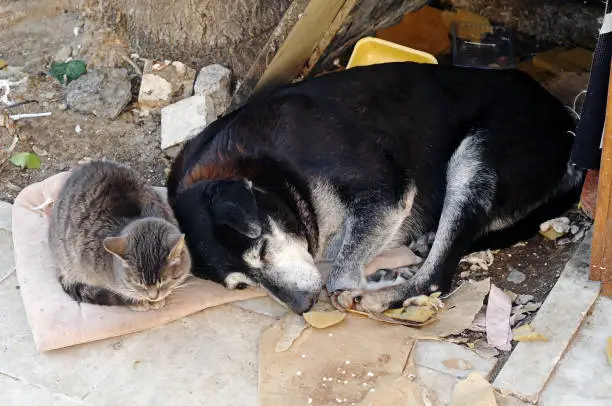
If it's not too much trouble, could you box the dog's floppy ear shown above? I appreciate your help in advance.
[208,180,262,239]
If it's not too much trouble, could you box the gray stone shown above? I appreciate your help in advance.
[506,269,526,284]
[412,340,497,379]
[494,231,601,402]
[66,68,132,120]
[138,60,196,110]
[515,294,534,305]
[194,64,232,117]
[160,95,216,150]
[54,46,72,62]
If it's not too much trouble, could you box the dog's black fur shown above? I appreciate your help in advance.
[167,62,583,314]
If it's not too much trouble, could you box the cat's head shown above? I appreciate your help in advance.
[102,218,192,302]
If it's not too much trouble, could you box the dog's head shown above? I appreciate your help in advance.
[172,179,322,314]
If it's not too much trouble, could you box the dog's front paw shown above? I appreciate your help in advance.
[326,267,363,294]
[330,288,394,314]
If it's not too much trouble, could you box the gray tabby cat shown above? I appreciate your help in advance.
[49,160,192,311]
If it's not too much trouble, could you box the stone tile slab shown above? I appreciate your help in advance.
[0,273,147,399]
[415,365,459,405]
[539,296,612,406]
[0,374,82,406]
[493,233,600,402]
[412,339,497,379]
[1,269,274,405]
[85,305,275,406]
[0,200,11,231]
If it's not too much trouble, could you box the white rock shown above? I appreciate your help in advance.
[139,74,173,108]
[138,60,196,110]
[161,95,216,151]
[194,64,232,117]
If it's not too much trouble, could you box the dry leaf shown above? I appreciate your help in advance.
[32,145,49,157]
[384,306,436,323]
[504,290,518,303]
[442,358,473,371]
[512,324,548,342]
[403,293,444,311]
[303,310,346,329]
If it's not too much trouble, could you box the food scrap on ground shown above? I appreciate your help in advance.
[512,324,548,342]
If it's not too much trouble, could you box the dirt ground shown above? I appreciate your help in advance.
[0,1,167,203]
[0,1,591,323]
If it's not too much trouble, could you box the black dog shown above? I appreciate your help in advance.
[167,62,583,314]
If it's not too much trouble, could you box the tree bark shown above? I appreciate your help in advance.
[89,0,293,82]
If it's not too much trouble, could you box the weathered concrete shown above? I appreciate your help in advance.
[494,231,601,402]
[539,296,612,406]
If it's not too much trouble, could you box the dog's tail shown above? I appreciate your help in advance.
[467,163,586,253]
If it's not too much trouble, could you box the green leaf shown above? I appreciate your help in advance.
[9,152,41,169]
[49,60,87,84]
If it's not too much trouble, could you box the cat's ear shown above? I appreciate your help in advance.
[103,236,128,264]
[167,234,186,266]
[208,180,261,239]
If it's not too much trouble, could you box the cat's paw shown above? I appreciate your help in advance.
[149,298,166,310]
[128,301,152,312]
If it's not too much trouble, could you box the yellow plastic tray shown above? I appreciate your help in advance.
[346,37,438,69]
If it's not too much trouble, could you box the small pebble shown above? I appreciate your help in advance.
[366,372,374,377]
[301,354,307,358]
[506,269,526,284]
[307,398,313,404]
[296,371,302,376]
[345,360,351,365]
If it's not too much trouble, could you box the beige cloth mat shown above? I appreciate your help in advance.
[12,172,425,352]
[12,172,266,351]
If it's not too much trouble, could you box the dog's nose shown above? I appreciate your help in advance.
[287,290,319,314]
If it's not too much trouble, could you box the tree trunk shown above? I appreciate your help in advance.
[89,0,294,82]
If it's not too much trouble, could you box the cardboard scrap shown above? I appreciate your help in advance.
[486,284,512,351]
[358,373,442,406]
[421,278,490,337]
[451,372,498,406]
[607,337,612,366]
[259,315,415,406]
[259,279,491,405]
